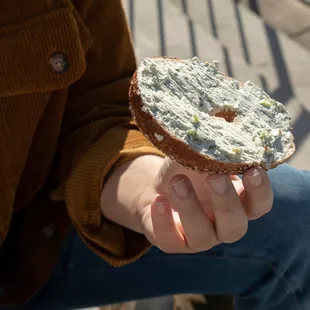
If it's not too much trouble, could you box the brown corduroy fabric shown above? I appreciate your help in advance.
[0,0,163,306]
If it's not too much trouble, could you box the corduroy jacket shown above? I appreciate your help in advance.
[0,0,163,306]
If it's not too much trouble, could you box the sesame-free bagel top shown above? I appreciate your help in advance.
[129,56,295,174]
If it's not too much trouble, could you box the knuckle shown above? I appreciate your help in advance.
[172,197,199,214]
[216,200,238,215]
[220,205,235,215]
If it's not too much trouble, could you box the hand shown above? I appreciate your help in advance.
[101,155,273,254]
[136,157,274,253]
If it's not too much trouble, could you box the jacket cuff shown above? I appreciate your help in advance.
[64,127,164,266]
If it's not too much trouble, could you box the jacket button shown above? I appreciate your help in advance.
[49,52,69,74]
[42,223,57,239]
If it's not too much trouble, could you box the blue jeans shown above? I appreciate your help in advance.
[10,165,310,310]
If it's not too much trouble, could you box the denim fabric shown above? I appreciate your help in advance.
[7,164,310,310]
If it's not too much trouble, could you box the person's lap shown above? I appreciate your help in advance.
[8,164,310,310]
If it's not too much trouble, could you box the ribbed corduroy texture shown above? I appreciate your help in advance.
[0,0,164,306]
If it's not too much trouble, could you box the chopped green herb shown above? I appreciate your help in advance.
[232,148,241,154]
[187,129,198,139]
[259,98,277,109]
[259,130,273,142]
[259,100,271,108]
[260,132,267,140]
[192,114,200,124]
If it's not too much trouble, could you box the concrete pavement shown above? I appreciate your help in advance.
[240,0,310,50]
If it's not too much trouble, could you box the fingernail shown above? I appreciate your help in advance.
[155,202,166,215]
[172,178,189,198]
[248,168,263,187]
[209,175,228,195]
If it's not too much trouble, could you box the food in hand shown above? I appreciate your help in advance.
[129,56,295,174]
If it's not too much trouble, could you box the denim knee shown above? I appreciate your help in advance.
[268,164,310,205]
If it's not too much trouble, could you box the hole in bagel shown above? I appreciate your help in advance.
[214,109,236,123]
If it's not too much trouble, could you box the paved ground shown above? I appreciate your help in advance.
[240,0,310,50]
[82,1,310,309]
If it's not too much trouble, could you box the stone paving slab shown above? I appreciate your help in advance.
[295,30,310,51]
[240,0,310,50]
[260,0,310,37]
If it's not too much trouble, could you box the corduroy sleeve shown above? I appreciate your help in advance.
[51,0,165,266]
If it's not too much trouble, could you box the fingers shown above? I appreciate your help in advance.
[241,167,274,220]
[150,196,187,253]
[206,174,248,243]
[169,175,217,251]
[151,159,273,254]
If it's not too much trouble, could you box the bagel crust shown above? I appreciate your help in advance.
[129,57,295,174]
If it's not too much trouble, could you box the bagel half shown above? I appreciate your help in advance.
[129,56,295,174]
